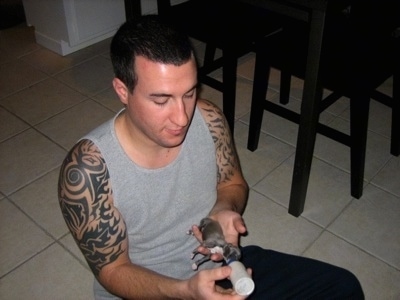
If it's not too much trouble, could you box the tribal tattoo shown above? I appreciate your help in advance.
[58,140,126,276]
[200,101,240,184]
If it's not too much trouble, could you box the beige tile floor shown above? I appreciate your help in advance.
[0,23,399,300]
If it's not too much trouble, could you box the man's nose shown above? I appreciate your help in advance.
[171,100,189,127]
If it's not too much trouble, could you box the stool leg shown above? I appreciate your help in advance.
[350,93,370,199]
[288,8,326,217]
[391,68,400,156]
[247,47,271,151]
[125,0,142,21]
[204,44,217,66]
[280,71,291,105]
[222,50,237,134]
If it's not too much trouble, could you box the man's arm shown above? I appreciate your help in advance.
[58,140,189,299]
[197,99,249,245]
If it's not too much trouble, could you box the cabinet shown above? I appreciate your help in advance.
[22,0,126,56]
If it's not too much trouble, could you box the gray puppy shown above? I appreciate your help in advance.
[188,217,241,270]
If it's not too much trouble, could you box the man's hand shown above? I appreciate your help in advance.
[185,266,249,300]
[210,210,247,246]
[190,212,247,262]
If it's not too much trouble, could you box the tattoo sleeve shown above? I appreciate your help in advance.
[58,139,126,276]
[200,101,240,183]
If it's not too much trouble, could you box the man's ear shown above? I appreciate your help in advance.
[112,78,129,105]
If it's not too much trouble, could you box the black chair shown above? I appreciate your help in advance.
[156,0,283,133]
[247,0,400,216]
[124,0,142,21]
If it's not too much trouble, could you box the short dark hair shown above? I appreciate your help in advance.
[110,15,195,92]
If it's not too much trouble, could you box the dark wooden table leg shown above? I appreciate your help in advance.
[288,7,327,217]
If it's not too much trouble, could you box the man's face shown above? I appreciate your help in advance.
[123,55,198,149]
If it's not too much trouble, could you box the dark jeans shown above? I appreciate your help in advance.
[217,245,364,299]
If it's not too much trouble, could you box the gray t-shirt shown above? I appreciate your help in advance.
[83,107,218,299]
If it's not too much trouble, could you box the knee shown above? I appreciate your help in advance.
[335,268,364,299]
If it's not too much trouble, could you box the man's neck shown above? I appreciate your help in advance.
[114,112,181,169]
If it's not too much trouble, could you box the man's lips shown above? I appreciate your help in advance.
[166,128,185,136]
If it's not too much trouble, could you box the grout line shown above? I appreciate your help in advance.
[0,240,58,280]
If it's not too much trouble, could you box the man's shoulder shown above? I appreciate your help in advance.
[63,139,103,167]
[197,98,221,111]
[196,99,225,124]
[196,99,229,135]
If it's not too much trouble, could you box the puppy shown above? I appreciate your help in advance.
[189,217,241,270]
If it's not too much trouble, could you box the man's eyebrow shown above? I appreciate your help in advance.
[149,92,171,98]
[148,84,198,98]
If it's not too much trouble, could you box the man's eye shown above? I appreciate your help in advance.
[153,98,169,106]
[184,92,195,99]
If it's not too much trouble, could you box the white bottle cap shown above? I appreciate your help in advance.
[229,261,255,296]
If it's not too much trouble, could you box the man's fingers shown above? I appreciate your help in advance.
[234,216,247,234]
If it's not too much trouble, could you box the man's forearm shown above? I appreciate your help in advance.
[210,182,249,216]
[98,262,188,299]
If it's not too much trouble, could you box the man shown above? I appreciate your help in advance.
[58,15,364,299]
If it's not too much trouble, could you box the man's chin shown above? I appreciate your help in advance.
[161,135,186,149]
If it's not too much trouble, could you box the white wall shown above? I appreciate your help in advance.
[23,0,126,55]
